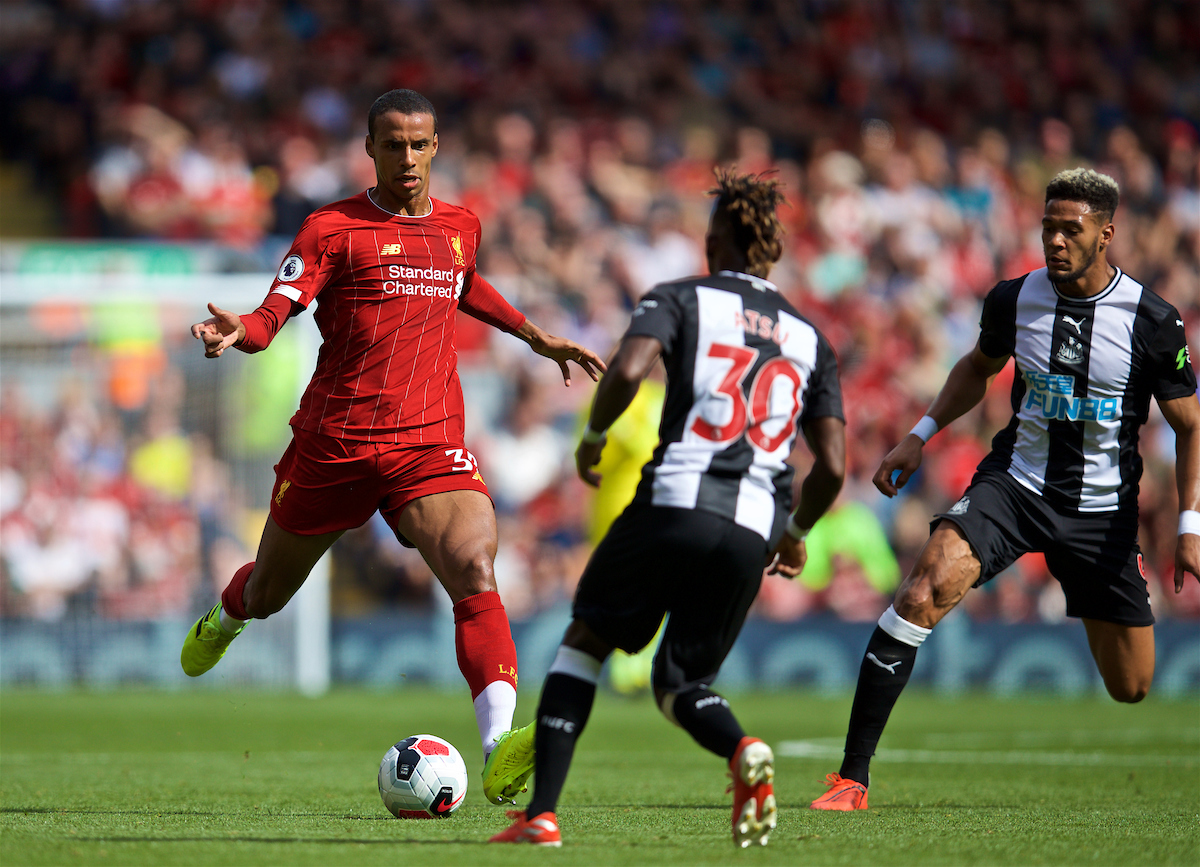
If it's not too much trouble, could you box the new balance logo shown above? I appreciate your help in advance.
[866,652,902,674]
[540,715,575,734]
[694,695,728,710]
[1061,314,1085,334]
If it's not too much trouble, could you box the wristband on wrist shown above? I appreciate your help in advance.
[580,424,608,445]
[1179,510,1200,537]
[785,514,811,542]
[909,415,939,443]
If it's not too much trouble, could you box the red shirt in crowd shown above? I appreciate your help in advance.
[238,192,525,444]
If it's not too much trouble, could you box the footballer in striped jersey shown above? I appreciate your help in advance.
[811,168,1200,813]
[492,170,846,848]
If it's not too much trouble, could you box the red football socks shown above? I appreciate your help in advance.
[452,590,518,698]
[220,562,254,622]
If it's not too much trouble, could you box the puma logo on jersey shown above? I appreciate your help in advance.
[867,652,902,674]
[1061,314,1085,334]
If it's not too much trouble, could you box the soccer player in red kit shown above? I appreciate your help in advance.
[180,89,605,805]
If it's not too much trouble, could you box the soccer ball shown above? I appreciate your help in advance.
[378,734,468,819]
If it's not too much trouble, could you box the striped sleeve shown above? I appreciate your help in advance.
[978,275,1025,359]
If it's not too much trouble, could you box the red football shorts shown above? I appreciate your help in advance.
[269,428,491,539]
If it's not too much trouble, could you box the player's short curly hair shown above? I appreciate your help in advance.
[1045,168,1120,223]
[709,168,786,276]
[368,89,438,138]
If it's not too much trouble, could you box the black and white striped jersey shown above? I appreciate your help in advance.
[622,270,844,543]
[976,267,1196,513]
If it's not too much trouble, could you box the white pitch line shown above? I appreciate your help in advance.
[776,740,1196,768]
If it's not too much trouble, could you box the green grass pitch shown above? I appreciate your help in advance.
[2,687,1197,866]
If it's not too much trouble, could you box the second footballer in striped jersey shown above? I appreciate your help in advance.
[811,167,1200,813]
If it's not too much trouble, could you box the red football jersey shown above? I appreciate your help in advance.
[250,192,523,443]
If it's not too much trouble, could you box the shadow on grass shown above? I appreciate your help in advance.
[71,837,480,845]
[3,808,392,819]
[3,808,222,816]
[4,804,736,816]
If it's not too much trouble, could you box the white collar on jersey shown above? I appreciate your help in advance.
[367,187,434,218]
[1048,265,1123,304]
[715,269,779,293]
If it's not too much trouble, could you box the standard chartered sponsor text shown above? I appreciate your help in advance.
[382,264,463,297]
[383,281,457,297]
[388,264,456,282]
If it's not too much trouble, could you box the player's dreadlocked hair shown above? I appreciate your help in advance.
[709,168,786,276]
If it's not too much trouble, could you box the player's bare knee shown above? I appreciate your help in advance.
[447,553,497,600]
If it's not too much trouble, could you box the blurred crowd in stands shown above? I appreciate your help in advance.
[2,0,1198,623]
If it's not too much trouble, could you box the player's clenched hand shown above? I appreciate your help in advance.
[768,534,807,578]
[191,302,245,358]
[1175,531,1200,592]
[575,437,605,487]
[873,434,925,498]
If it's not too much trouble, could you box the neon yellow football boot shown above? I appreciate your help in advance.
[481,721,536,804]
[180,604,245,677]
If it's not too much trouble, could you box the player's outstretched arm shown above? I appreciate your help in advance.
[191,302,246,359]
[874,341,1009,497]
[514,320,606,387]
[575,335,661,487]
[770,416,846,578]
[1159,392,1200,591]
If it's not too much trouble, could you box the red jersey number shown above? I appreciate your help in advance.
[691,344,756,441]
[691,342,804,453]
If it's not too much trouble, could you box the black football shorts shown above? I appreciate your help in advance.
[573,503,769,693]
[933,471,1153,626]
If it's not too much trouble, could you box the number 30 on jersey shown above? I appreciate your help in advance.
[692,342,805,453]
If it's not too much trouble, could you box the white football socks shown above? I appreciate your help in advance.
[475,679,518,758]
[219,607,246,634]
